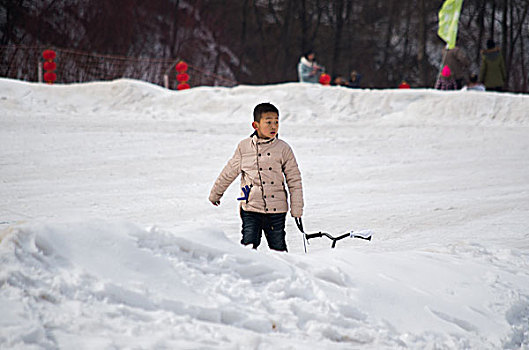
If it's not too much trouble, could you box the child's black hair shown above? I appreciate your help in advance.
[253,103,279,122]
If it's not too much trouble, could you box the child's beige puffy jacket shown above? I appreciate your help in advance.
[209,134,303,217]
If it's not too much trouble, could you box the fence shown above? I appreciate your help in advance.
[0,45,238,88]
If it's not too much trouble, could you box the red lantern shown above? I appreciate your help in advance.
[174,60,191,90]
[177,73,189,83]
[175,61,188,73]
[43,72,57,84]
[42,49,57,84]
[319,73,331,85]
[42,50,56,61]
[43,61,57,71]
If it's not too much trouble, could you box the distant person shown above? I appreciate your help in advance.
[319,73,331,85]
[443,46,470,89]
[347,70,362,88]
[209,103,303,252]
[398,81,411,89]
[333,76,348,86]
[435,65,457,90]
[462,73,485,91]
[297,50,324,83]
[479,39,506,92]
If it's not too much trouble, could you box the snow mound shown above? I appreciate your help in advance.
[1,78,528,126]
[0,221,376,348]
[1,221,528,349]
[1,78,529,349]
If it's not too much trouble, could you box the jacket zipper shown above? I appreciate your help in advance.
[255,140,268,210]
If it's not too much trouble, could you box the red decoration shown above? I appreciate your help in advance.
[319,73,331,85]
[43,72,57,83]
[42,50,56,61]
[177,73,190,83]
[175,60,190,90]
[175,61,188,73]
[43,61,57,71]
[42,49,57,84]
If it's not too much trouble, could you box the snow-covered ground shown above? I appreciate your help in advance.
[1,78,528,349]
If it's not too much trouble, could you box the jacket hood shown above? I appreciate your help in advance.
[299,56,314,67]
[483,47,501,60]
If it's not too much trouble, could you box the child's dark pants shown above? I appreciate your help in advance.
[240,208,287,251]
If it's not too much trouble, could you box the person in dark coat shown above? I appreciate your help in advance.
[479,39,506,92]
[442,46,470,89]
[347,70,362,88]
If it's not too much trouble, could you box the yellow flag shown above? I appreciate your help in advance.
[438,0,463,49]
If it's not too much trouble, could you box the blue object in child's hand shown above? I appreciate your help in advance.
[237,185,251,202]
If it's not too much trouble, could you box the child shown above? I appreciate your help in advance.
[209,103,304,252]
[462,73,486,91]
[435,65,457,90]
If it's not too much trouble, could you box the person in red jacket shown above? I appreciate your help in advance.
[398,81,411,89]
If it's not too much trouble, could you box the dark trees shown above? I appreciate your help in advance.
[1,0,528,91]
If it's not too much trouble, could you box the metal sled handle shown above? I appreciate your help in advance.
[305,232,350,248]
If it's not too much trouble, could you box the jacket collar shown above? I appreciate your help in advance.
[482,47,501,60]
[482,47,500,54]
[250,131,277,145]
[482,47,501,57]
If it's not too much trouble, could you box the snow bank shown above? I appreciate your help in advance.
[1,78,529,349]
[2,221,527,349]
[2,78,528,127]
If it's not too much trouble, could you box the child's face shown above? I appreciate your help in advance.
[253,112,279,139]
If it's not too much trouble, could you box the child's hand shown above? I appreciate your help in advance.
[211,200,220,206]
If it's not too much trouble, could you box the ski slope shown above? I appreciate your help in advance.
[1,78,528,349]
